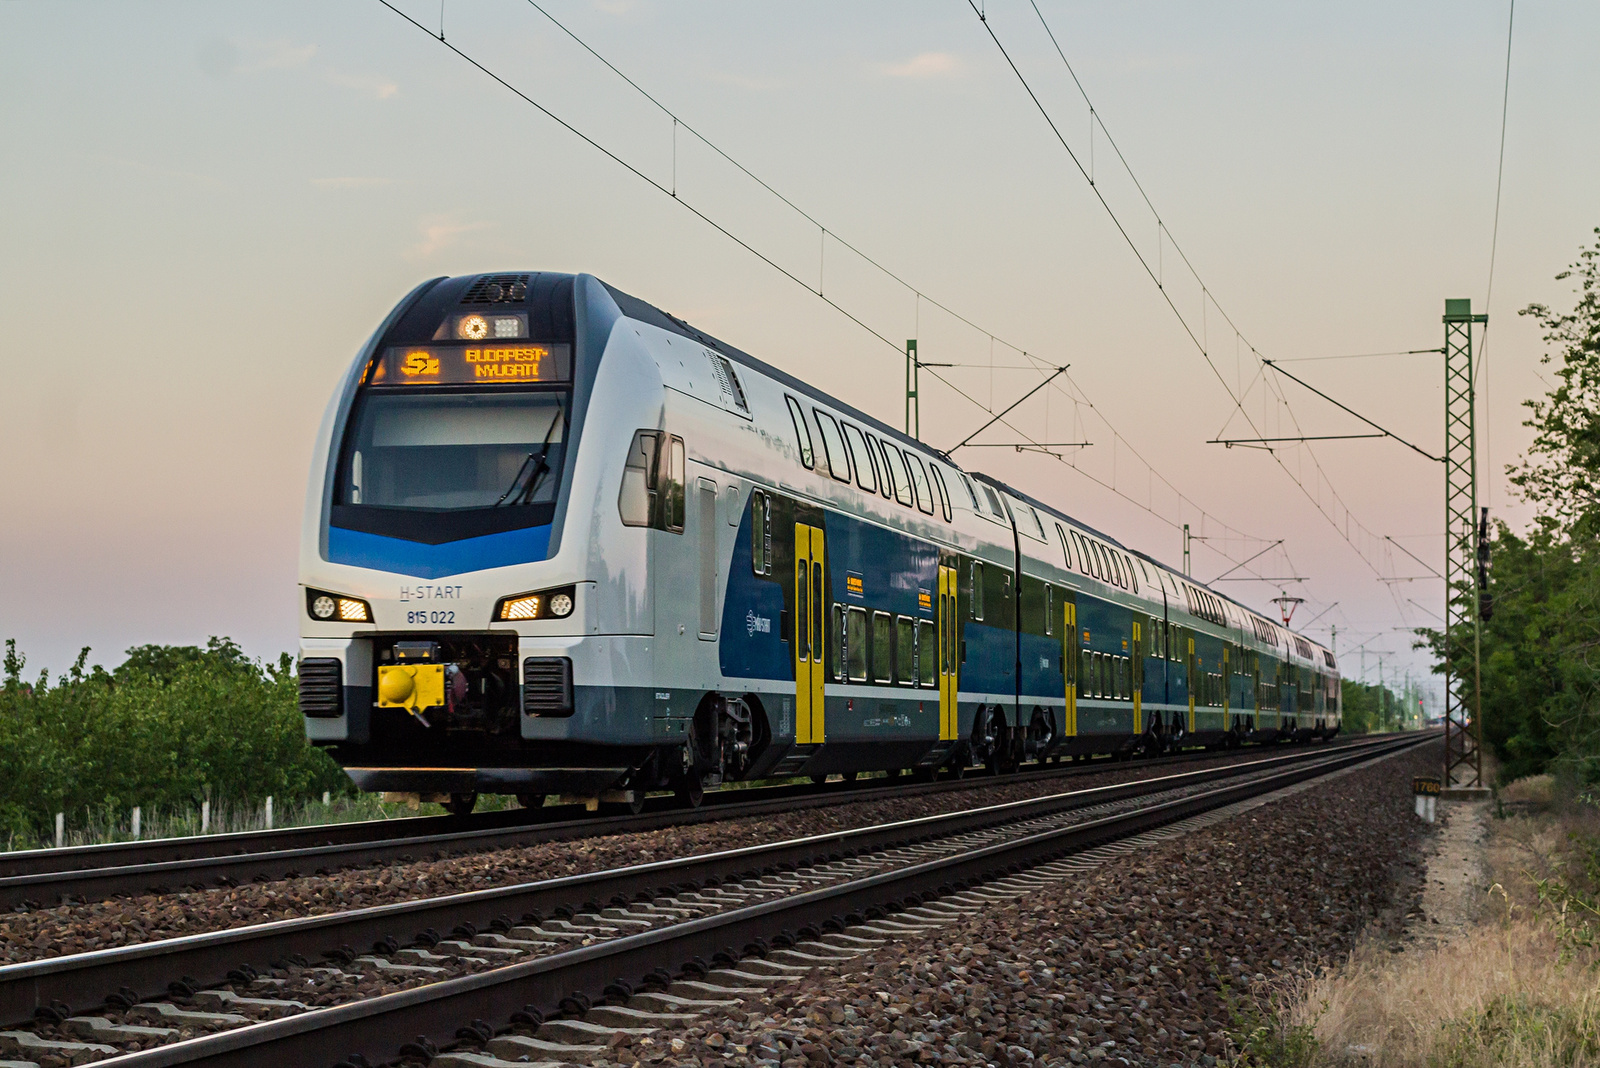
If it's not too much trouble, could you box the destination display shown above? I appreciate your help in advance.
[370,343,571,386]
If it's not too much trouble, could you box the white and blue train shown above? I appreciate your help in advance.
[299,272,1341,814]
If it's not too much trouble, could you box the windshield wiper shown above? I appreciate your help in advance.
[495,401,566,507]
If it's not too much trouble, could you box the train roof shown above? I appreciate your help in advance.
[450,273,1327,660]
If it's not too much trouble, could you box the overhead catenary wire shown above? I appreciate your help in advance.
[377,0,1296,587]
[971,0,1424,631]
[1479,0,1516,510]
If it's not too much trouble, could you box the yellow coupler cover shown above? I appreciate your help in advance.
[377,663,445,713]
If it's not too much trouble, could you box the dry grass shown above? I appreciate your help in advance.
[1248,791,1600,1068]
[1287,920,1600,1067]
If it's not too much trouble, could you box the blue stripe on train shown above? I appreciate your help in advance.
[327,524,552,579]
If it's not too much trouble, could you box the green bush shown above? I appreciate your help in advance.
[0,638,348,845]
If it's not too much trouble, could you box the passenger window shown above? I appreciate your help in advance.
[618,429,660,527]
[1125,554,1138,594]
[663,436,686,533]
[846,607,869,681]
[1110,552,1124,588]
[929,465,953,521]
[812,410,852,483]
[918,620,937,687]
[784,396,814,469]
[830,605,843,680]
[906,454,935,515]
[1056,524,1074,570]
[872,612,894,683]
[1045,585,1054,635]
[981,484,1005,518]
[750,491,771,574]
[842,423,878,494]
[959,474,982,511]
[880,442,914,507]
[971,561,985,621]
[896,617,916,684]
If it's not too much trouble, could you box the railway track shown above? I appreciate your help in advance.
[0,736,1381,910]
[0,734,1427,1067]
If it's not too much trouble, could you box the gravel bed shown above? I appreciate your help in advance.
[0,748,1300,964]
[607,741,1438,1068]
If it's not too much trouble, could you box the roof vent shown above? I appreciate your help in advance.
[705,351,749,412]
[461,274,530,305]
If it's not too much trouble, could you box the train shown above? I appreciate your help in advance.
[298,272,1341,815]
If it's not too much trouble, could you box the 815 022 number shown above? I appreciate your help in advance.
[407,610,455,624]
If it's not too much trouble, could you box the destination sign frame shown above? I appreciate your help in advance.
[370,343,572,387]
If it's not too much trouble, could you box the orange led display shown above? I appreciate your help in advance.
[371,343,571,386]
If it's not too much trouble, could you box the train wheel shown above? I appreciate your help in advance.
[517,793,546,811]
[445,792,478,817]
[675,776,706,809]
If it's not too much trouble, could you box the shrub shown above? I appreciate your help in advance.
[0,638,348,844]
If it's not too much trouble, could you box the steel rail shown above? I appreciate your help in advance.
[0,736,1379,906]
[89,735,1430,1068]
[0,734,1419,1029]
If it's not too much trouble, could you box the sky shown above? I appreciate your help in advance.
[2,0,1597,705]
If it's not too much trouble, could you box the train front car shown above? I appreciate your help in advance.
[299,272,677,814]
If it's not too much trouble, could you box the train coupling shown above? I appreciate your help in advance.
[375,641,467,728]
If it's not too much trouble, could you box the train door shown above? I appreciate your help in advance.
[1187,634,1197,733]
[1222,646,1231,731]
[794,523,826,744]
[1131,621,1142,735]
[1062,595,1078,738]
[938,563,959,741]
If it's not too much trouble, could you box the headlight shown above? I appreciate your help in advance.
[306,589,372,623]
[495,585,576,622]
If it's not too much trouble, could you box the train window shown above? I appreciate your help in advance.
[663,436,686,533]
[879,442,914,507]
[784,396,814,469]
[812,410,852,483]
[1124,554,1138,594]
[846,607,868,681]
[1081,650,1093,696]
[858,434,889,499]
[812,561,824,668]
[896,617,916,684]
[618,430,660,527]
[750,491,769,574]
[959,473,983,511]
[1017,502,1046,541]
[1044,586,1054,636]
[842,423,878,494]
[980,483,1006,519]
[906,454,935,515]
[1055,524,1073,571]
[971,561,985,620]
[872,612,894,683]
[830,605,844,680]
[795,559,810,661]
[918,620,937,687]
[929,465,953,521]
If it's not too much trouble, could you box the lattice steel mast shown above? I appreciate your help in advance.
[1443,298,1487,790]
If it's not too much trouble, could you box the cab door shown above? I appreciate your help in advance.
[1222,646,1231,731]
[1062,597,1078,738]
[938,564,959,741]
[793,524,826,744]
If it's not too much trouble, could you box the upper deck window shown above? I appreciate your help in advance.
[812,409,853,483]
[784,396,814,469]
[905,453,935,515]
[841,423,878,494]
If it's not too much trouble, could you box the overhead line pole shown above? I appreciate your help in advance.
[1443,299,1488,794]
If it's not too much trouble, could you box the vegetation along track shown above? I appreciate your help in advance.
[0,736,1385,910]
[0,735,1425,1066]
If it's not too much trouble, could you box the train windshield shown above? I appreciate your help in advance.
[333,389,568,540]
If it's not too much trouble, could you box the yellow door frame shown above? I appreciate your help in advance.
[1063,599,1077,737]
[1131,621,1142,735]
[938,564,958,741]
[794,523,826,744]
[1187,635,1196,733]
